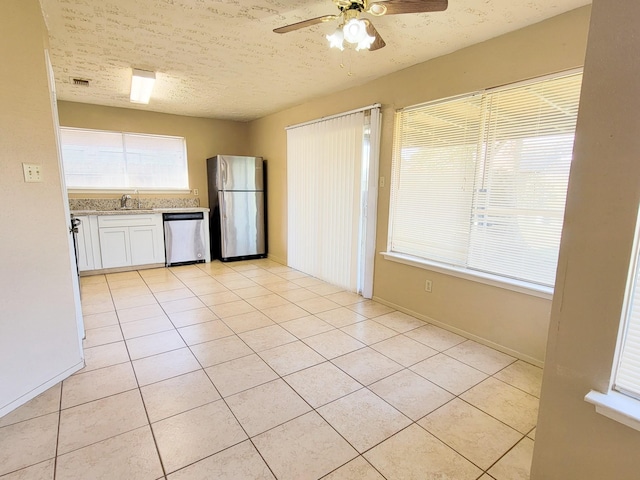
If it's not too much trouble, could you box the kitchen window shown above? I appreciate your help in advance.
[59,127,189,191]
[385,71,583,295]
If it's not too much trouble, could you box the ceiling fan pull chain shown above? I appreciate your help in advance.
[339,49,355,77]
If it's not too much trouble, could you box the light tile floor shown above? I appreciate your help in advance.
[0,259,542,480]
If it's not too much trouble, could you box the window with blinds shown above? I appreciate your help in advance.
[389,71,583,288]
[60,127,188,190]
[615,218,640,400]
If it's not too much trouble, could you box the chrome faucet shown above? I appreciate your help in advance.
[120,194,131,209]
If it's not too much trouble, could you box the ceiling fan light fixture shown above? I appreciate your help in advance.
[368,3,387,16]
[355,33,376,51]
[343,18,368,44]
[130,68,155,104]
[326,27,345,50]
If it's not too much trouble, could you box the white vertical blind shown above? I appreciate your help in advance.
[615,224,640,399]
[287,111,365,291]
[389,72,582,287]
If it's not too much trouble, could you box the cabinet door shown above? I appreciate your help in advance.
[74,216,94,271]
[130,225,165,265]
[99,227,131,268]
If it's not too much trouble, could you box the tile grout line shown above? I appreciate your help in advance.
[229,266,404,479]
[481,433,531,476]
[163,266,282,479]
[133,268,199,479]
[184,264,380,478]
[113,270,169,478]
[51,379,64,480]
[52,273,148,464]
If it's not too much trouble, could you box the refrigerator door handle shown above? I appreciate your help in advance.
[221,158,227,187]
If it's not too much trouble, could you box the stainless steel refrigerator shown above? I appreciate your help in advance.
[207,155,266,261]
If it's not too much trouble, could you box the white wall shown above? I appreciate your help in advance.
[0,0,83,414]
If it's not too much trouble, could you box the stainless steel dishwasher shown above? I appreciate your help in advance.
[163,212,206,266]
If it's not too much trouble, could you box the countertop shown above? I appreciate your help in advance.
[71,207,209,215]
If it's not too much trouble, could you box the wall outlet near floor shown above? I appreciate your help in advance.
[379,176,385,188]
[22,163,43,183]
[425,279,433,293]
[193,189,199,196]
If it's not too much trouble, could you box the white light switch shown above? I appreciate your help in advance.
[23,163,43,183]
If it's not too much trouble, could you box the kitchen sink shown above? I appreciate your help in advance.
[116,208,154,212]
[152,207,202,211]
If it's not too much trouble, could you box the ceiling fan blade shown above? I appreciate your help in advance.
[365,20,386,51]
[367,0,448,16]
[274,15,339,34]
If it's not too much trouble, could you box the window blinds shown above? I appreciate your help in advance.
[615,232,640,400]
[468,74,581,285]
[287,111,365,291]
[390,72,583,287]
[391,94,484,266]
[60,128,188,190]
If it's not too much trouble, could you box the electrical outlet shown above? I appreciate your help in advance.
[193,188,199,196]
[23,163,43,183]
[379,176,385,188]
[425,280,433,293]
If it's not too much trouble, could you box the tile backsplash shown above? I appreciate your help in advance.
[69,197,200,211]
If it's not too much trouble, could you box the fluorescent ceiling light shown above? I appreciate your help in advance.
[130,69,155,104]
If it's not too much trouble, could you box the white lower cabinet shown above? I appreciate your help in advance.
[90,213,165,270]
[99,226,131,268]
[130,225,165,265]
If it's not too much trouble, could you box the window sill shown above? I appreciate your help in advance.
[380,251,553,300]
[585,390,640,432]
[68,188,192,195]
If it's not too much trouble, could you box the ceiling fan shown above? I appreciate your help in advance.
[274,0,448,52]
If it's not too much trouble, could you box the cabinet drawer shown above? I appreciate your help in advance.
[97,214,161,228]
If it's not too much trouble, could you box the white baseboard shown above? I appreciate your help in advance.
[372,295,544,368]
[80,263,165,276]
[267,254,287,266]
[0,360,84,418]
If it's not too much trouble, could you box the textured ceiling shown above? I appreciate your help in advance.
[39,0,590,122]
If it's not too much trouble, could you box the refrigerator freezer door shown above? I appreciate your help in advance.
[219,191,265,259]
[217,155,264,191]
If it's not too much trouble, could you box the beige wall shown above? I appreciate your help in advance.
[1,0,83,412]
[58,101,250,208]
[248,6,591,362]
[531,0,640,477]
